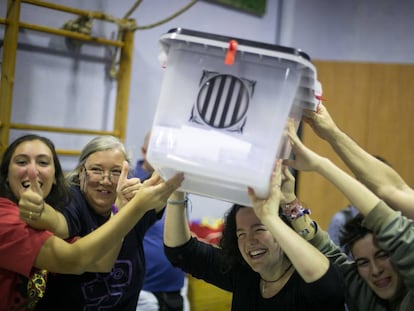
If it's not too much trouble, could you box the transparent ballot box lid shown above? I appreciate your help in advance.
[147,28,320,206]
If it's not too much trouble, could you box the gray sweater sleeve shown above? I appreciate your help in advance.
[364,201,414,299]
[311,201,414,310]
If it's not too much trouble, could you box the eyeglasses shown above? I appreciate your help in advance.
[84,166,121,183]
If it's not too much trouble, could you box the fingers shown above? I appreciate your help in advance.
[119,177,141,190]
[247,187,267,211]
[269,160,283,197]
[24,206,44,221]
[27,167,43,197]
[19,192,45,223]
[272,159,283,187]
[20,167,45,220]
[158,173,184,203]
[247,186,258,203]
[282,165,294,181]
[146,172,184,198]
[163,173,184,191]
[147,173,184,210]
[119,161,129,182]
[286,125,302,148]
[143,171,162,186]
[116,161,130,193]
[116,161,140,204]
[317,102,327,113]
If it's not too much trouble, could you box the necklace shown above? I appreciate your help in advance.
[261,263,293,295]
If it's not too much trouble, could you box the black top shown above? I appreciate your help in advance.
[165,237,346,311]
[36,186,159,311]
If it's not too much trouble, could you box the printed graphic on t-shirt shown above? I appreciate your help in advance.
[81,260,132,309]
[10,269,48,311]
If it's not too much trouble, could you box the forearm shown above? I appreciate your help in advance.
[68,198,148,270]
[35,196,151,274]
[331,132,414,217]
[327,128,405,195]
[84,242,123,272]
[31,204,70,238]
[263,216,329,283]
[164,197,191,247]
[316,157,380,216]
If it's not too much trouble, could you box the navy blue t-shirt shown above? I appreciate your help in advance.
[36,186,158,311]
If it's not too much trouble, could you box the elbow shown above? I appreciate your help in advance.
[301,261,330,283]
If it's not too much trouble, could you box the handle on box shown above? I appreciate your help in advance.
[314,80,327,103]
[225,39,238,65]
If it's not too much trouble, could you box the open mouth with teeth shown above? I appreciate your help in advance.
[249,249,267,258]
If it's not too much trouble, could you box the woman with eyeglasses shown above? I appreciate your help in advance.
[0,134,183,311]
[19,135,180,311]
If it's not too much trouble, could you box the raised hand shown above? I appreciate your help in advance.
[116,161,142,207]
[248,159,283,222]
[19,167,45,223]
[280,165,297,205]
[283,121,322,172]
[128,171,184,213]
[302,103,338,140]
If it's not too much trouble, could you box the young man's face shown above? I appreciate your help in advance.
[352,233,403,301]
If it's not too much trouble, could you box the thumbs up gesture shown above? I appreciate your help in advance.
[115,161,142,208]
[18,168,45,223]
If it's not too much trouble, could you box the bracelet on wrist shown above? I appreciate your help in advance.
[167,197,188,206]
[281,198,311,220]
[112,204,119,215]
[167,193,189,206]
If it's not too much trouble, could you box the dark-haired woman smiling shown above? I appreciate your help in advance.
[164,160,345,310]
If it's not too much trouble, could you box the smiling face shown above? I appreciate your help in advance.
[236,207,284,274]
[8,140,56,200]
[79,149,124,216]
[352,233,403,301]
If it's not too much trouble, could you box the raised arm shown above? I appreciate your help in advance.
[284,122,380,217]
[303,103,414,218]
[164,191,192,247]
[19,161,141,239]
[248,160,329,283]
[28,172,183,274]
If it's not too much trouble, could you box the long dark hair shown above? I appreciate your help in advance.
[0,134,71,208]
[219,204,246,271]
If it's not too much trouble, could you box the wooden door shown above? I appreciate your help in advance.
[297,61,414,229]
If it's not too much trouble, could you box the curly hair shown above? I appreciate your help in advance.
[219,204,246,272]
[0,134,71,208]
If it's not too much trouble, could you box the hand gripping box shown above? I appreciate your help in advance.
[147,28,320,206]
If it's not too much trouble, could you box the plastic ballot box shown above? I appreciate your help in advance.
[147,28,320,206]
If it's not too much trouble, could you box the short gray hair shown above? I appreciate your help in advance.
[66,135,130,185]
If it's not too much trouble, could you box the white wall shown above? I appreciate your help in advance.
[1,0,414,219]
[289,0,414,63]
